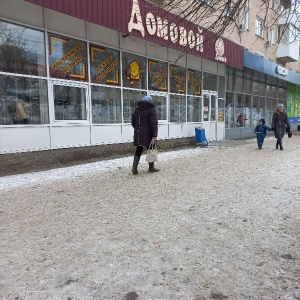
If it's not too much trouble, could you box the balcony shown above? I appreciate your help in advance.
[276,23,299,63]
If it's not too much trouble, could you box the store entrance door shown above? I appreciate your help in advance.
[202,91,218,141]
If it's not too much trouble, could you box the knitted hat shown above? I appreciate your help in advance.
[277,103,285,108]
[142,95,152,101]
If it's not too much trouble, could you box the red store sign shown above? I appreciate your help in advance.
[25,0,243,69]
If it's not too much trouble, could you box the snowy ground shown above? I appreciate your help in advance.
[0,136,299,300]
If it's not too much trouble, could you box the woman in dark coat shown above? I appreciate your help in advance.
[272,103,290,150]
[131,95,159,174]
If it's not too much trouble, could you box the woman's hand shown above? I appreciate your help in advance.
[152,137,157,142]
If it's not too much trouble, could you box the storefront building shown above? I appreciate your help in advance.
[225,50,300,140]
[0,0,244,153]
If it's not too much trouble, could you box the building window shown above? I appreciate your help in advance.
[169,94,186,122]
[169,65,186,94]
[271,0,276,10]
[241,8,249,31]
[268,26,275,45]
[187,96,202,122]
[91,85,122,124]
[187,69,201,96]
[123,89,146,123]
[0,74,49,125]
[90,45,120,86]
[255,17,264,38]
[203,72,218,91]
[53,84,87,120]
[0,21,46,76]
[203,0,213,6]
[48,34,87,81]
[148,59,168,91]
[122,52,146,89]
[224,0,232,17]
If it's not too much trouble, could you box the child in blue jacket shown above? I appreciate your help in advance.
[254,119,272,149]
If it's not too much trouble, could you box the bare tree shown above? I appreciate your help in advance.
[149,0,300,46]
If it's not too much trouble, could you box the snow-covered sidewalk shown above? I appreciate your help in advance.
[1,136,299,300]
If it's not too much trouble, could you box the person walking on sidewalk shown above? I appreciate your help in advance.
[254,118,272,149]
[131,95,159,174]
[272,103,290,150]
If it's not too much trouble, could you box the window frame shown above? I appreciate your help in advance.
[255,16,264,38]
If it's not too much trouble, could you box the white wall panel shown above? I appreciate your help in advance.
[169,123,186,138]
[187,123,201,137]
[157,124,169,139]
[122,125,134,143]
[91,125,122,144]
[52,126,90,148]
[0,126,50,153]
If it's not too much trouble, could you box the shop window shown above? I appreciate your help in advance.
[148,59,168,92]
[48,34,87,81]
[203,72,217,91]
[236,93,251,127]
[225,92,234,128]
[260,83,266,96]
[203,94,210,121]
[53,84,87,120]
[266,98,274,125]
[0,74,49,125]
[151,94,167,122]
[235,73,244,93]
[0,21,46,76]
[218,76,225,98]
[218,99,225,122]
[122,52,146,90]
[90,45,120,86]
[123,89,146,123]
[169,94,186,122]
[252,96,265,126]
[187,69,201,96]
[226,70,234,92]
[91,85,121,124]
[253,81,260,95]
[169,65,186,94]
[187,96,202,122]
[244,74,252,94]
[272,86,278,98]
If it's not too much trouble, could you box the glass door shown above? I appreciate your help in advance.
[202,91,218,141]
[51,82,88,123]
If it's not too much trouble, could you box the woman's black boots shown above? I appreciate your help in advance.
[132,156,140,174]
[276,140,279,149]
[148,162,159,172]
[280,141,284,150]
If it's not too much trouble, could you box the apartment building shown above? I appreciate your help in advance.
[221,0,300,138]
[0,0,299,153]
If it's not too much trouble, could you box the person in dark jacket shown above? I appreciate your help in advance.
[254,118,272,149]
[272,103,290,150]
[131,95,159,174]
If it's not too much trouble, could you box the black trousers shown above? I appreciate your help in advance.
[135,146,145,157]
[134,144,156,157]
